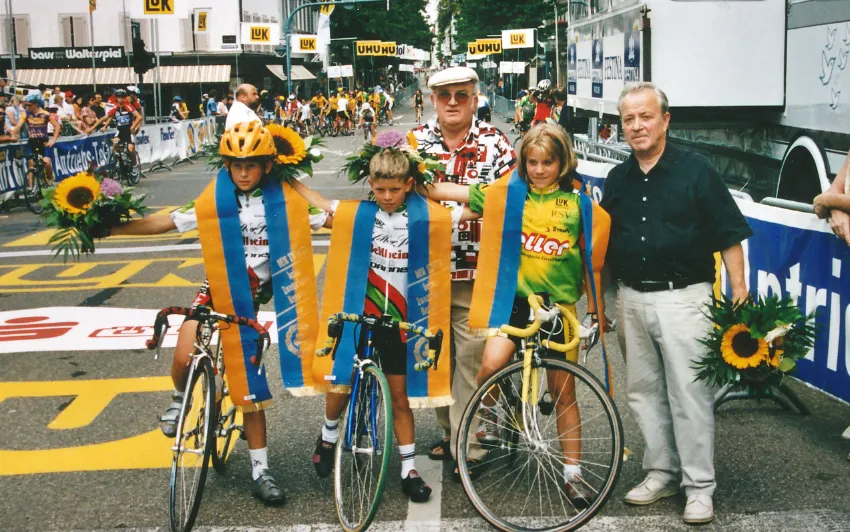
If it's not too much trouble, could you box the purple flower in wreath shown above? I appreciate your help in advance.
[373,130,407,149]
[99,178,123,197]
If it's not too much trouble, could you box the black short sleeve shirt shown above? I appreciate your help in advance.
[599,142,753,283]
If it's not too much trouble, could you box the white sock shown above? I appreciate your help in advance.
[249,447,269,480]
[322,416,340,444]
[399,443,416,478]
[564,463,582,483]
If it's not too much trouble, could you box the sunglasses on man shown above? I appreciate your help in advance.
[435,90,473,104]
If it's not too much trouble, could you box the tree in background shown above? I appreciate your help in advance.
[330,0,433,50]
[437,0,553,55]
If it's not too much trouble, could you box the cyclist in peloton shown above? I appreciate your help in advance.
[513,89,536,132]
[14,93,61,187]
[107,124,330,506]
[414,88,425,124]
[289,148,475,503]
[424,123,608,507]
[93,89,143,166]
[531,79,555,126]
[359,100,377,141]
[382,88,394,126]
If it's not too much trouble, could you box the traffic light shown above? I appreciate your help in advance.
[132,38,152,75]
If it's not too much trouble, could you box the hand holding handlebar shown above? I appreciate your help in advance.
[498,295,582,355]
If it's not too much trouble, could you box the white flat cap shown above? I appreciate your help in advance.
[428,67,479,88]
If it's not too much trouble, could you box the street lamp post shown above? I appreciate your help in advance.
[283,0,383,96]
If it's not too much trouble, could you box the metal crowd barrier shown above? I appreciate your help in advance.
[573,135,631,163]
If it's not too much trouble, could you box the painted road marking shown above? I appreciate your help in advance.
[405,456,442,531]
[0,239,331,259]
[42,510,850,531]
[0,254,328,292]
[0,377,175,475]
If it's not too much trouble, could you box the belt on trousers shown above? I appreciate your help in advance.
[620,278,702,293]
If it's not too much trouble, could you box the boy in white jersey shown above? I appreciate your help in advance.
[291,148,477,502]
[110,124,329,506]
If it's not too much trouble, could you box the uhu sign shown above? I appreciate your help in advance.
[379,42,397,57]
[468,39,502,56]
[356,40,382,56]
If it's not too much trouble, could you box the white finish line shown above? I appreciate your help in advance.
[0,241,330,259]
[45,509,850,532]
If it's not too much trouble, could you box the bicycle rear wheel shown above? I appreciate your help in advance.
[333,364,393,532]
[458,357,623,532]
[169,357,215,532]
[211,373,242,473]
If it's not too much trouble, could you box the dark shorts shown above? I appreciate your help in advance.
[506,295,568,358]
[357,324,407,375]
[116,127,134,145]
[28,138,48,157]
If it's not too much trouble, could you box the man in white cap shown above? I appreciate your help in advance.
[410,66,517,478]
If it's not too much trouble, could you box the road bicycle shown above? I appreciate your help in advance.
[456,294,623,532]
[316,312,443,532]
[147,306,270,532]
[23,151,50,215]
[108,140,142,186]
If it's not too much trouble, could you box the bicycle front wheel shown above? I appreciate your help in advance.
[169,357,215,532]
[458,357,624,532]
[24,167,45,214]
[333,364,393,532]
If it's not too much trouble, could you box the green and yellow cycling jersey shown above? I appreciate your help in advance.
[470,181,583,304]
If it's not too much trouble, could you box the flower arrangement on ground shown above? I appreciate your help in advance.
[39,172,147,262]
[694,294,816,390]
[343,130,444,187]
[203,124,323,181]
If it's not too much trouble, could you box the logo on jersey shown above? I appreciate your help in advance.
[521,233,571,256]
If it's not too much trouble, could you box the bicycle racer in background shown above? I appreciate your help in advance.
[93,89,143,166]
[15,92,61,187]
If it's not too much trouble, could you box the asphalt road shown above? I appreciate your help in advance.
[0,86,849,532]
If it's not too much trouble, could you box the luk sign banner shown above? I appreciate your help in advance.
[193,8,210,33]
[290,35,318,53]
[143,0,173,15]
[501,28,533,50]
[28,47,125,67]
[241,23,280,45]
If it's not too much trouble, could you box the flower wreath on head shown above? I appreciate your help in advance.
[342,130,444,188]
[203,123,323,182]
[694,294,817,391]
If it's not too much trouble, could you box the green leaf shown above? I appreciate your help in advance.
[778,358,796,373]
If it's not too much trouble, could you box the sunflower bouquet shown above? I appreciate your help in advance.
[203,124,323,182]
[343,130,444,187]
[39,172,147,262]
[694,295,816,390]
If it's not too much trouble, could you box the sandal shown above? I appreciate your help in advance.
[452,458,486,482]
[427,437,451,461]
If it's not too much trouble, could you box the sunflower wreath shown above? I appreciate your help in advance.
[202,125,323,182]
[342,130,444,188]
[694,294,816,390]
[39,172,148,262]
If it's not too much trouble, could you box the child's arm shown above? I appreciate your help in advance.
[289,177,334,213]
[814,192,850,216]
[112,214,177,236]
[422,182,471,204]
[459,205,480,223]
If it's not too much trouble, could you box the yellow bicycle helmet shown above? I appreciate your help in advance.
[219,121,276,159]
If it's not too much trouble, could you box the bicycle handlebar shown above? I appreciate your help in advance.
[316,313,443,372]
[146,306,271,369]
[499,295,582,354]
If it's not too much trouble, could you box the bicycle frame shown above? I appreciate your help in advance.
[343,331,382,455]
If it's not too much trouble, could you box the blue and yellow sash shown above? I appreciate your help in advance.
[196,168,319,410]
[469,170,615,393]
[313,194,453,408]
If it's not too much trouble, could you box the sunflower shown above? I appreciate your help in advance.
[720,323,768,369]
[267,124,307,165]
[767,337,785,368]
[407,132,418,150]
[53,173,101,215]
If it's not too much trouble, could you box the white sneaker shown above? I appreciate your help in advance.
[683,494,714,524]
[623,475,679,505]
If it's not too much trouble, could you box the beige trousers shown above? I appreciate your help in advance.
[616,282,717,496]
[446,280,489,461]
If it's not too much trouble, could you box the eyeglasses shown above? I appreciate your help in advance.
[435,90,472,104]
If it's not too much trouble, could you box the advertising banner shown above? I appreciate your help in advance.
[397,64,414,73]
[317,4,334,72]
[193,7,210,33]
[328,64,354,77]
[47,132,116,182]
[290,35,318,54]
[591,38,603,98]
[469,38,502,56]
[499,61,525,74]
[0,143,28,193]
[378,42,397,57]
[575,159,850,406]
[139,0,176,17]
[567,41,577,95]
[241,23,280,45]
[27,46,125,67]
[501,28,534,50]
[356,40,382,56]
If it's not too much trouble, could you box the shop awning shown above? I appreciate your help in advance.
[265,64,316,81]
[13,65,232,86]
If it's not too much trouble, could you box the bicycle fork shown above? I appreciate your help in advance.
[519,348,545,445]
